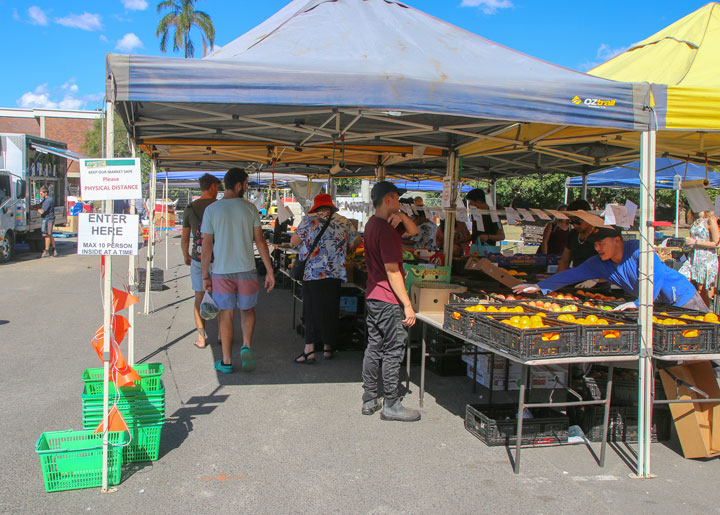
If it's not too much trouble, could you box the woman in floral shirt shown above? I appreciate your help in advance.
[290,194,360,363]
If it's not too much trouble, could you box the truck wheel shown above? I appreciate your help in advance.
[0,232,14,263]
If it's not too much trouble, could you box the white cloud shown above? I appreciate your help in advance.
[12,8,20,21]
[16,82,102,111]
[100,34,109,42]
[122,0,148,10]
[28,6,49,25]
[116,33,143,52]
[17,85,58,109]
[579,43,629,72]
[460,0,513,14]
[55,12,103,31]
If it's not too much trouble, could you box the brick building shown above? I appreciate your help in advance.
[0,108,103,182]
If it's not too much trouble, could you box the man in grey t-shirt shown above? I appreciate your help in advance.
[201,168,275,374]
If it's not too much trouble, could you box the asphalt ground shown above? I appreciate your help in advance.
[1,232,719,514]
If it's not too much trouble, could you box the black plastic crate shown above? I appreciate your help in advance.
[465,404,569,446]
[427,330,467,377]
[449,291,492,304]
[577,314,640,357]
[443,303,480,337]
[653,316,717,355]
[470,311,546,344]
[484,316,578,359]
[136,267,164,291]
[577,405,671,443]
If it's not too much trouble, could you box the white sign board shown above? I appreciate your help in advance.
[80,158,142,201]
[441,177,452,208]
[77,213,139,256]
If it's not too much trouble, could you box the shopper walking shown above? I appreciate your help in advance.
[201,168,275,373]
[361,181,421,422]
[679,209,719,307]
[35,186,56,257]
[290,193,360,363]
[181,173,221,349]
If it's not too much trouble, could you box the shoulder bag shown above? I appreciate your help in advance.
[290,214,333,281]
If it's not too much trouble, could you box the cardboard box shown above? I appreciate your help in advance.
[659,361,720,459]
[411,282,467,313]
[155,211,175,227]
[465,257,522,288]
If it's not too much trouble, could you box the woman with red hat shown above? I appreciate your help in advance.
[290,193,361,363]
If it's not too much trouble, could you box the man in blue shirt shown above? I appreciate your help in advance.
[513,226,708,312]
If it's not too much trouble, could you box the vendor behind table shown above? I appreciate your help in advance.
[512,225,709,313]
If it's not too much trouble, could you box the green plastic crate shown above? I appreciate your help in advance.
[82,377,164,399]
[83,413,165,429]
[81,363,164,383]
[78,421,163,462]
[35,430,127,492]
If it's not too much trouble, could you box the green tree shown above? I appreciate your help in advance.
[83,116,152,182]
[495,173,568,209]
[335,178,362,196]
[156,0,215,58]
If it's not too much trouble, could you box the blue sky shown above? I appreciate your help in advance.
[0,0,712,111]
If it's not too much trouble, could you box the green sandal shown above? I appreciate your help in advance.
[240,345,256,372]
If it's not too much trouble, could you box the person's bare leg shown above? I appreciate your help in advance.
[240,308,255,348]
[193,291,207,348]
[44,235,51,251]
[218,309,234,364]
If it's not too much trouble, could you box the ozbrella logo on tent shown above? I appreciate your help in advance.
[571,96,616,108]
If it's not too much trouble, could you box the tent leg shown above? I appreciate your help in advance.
[581,173,588,200]
[443,152,458,264]
[144,161,157,315]
[675,189,680,238]
[635,129,656,479]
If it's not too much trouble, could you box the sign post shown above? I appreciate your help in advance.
[79,103,141,492]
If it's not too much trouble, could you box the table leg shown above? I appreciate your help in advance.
[405,337,411,394]
[472,348,477,394]
[291,280,296,330]
[420,322,427,408]
[488,353,495,405]
[599,364,614,467]
[514,364,528,474]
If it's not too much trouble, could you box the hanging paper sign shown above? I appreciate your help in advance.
[625,200,638,226]
[530,208,551,221]
[77,213,139,256]
[504,207,520,225]
[516,209,535,222]
[545,209,569,220]
[470,206,484,232]
[423,206,432,219]
[441,177,452,208]
[604,204,631,228]
[489,208,500,223]
[683,182,714,213]
[80,158,142,201]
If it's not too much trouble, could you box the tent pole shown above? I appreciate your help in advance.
[443,151,458,264]
[128,143,136,366]
[490,178,497,207]
[637,129,657,479]
[675,189,680,238]
[144,161,157,315]
[164,173,169,271]
[581,173,588,200]
[101,100,114,493]
[564,177,570,204]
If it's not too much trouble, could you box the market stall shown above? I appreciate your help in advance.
[98,0,720,484]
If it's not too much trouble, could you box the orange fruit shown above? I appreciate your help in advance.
[486,306,498,313]
[704,313,719,323]
[682,329,699,338]
[586,314,599,324]
[530,315,543,324]
[510,316,522,325]
[602,330,620,338]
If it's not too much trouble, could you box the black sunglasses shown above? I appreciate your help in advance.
[569,218,583,225]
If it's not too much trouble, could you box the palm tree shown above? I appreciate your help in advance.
[156,0,215,58]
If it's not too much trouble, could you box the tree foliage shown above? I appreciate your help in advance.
[83,116,151,183]
[335,178,362,196]
[494,173,568,209]
[156,0,215,58]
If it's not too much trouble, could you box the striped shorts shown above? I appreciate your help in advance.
[211,270,260,310]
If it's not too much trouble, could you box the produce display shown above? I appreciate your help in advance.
[575,290,623,302]
[523,300,578,312]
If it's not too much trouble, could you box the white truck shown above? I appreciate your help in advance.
[0,134,69,262]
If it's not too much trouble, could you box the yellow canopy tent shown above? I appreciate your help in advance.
[590,2,720,130]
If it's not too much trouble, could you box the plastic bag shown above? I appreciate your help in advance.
[199,291,219,320]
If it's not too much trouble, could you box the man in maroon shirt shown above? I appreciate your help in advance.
[361,181,421,422]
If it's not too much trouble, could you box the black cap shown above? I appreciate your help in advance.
[586,225,623,243]
[371,181,405,205]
